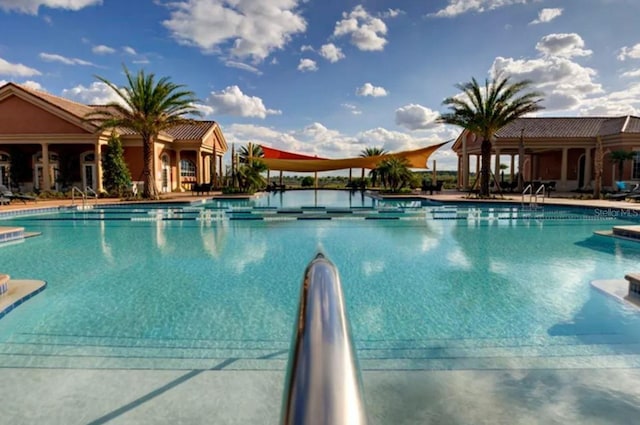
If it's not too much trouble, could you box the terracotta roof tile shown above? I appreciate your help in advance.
[624,117,640,133]
[495,116,640,139]
[15,83,96,120]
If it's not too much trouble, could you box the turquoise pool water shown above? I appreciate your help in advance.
[1,190,640,372]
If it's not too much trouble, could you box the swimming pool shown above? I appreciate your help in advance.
[2,190,640,423]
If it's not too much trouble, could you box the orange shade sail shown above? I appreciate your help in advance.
[258,143,447,172]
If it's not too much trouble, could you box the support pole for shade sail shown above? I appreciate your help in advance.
[431,160,437,185]
[314,171,318,189]
[348,168,352,183]
[279,170,283,186]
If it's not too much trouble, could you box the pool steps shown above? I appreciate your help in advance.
[2,332,640,371]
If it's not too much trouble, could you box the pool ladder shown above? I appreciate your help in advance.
[522,184,545,208]
[71,186,98,210]
[281,253,368,424]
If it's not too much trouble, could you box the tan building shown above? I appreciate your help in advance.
[452,116,640,191]
[0,82,227,193]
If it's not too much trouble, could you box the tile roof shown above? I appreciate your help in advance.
[496,116,640,139]
[12,82,96,120]
[1,83,218,142]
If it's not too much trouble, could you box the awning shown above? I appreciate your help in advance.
[258,143,447,172]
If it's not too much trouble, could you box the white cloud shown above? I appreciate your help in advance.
[621,69,640,78]
[0,57,41,77]
[395,104,439,130]
[492,55,602,111]
[430,0,527,18]
[205,85,281,118]
[578,82,640,116]
[1,79,45,90]
[342,103,362,115]
[61,81,124,105]
[319,43,345,63]
[0,0,101,15]
[618,43,640,61]
[300,44,314,52]
[535,33,592,58]
[92,44,115,55]
[381,8,402,18]
[297,58,318,72]
[356,82,388,97]
[163,0,306,63]
[334,5,388,51]
[123,46,137,55]
[39,52,94,66]
[530,8,563,25]
[224,60,262,75]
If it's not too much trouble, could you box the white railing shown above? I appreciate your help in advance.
[522,184,546,208]
[86,187,98,205]
[71,186,86,208]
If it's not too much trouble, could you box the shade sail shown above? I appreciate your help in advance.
[258,143,447,172]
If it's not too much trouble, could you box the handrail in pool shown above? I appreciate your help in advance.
[281,252,367,425]
[71,186,86,208]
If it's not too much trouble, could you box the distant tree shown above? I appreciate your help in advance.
[376,156,413,192]
[239,142,264,163]
[102,133,132,197]
[610,150,635,182]
[237,158,267,192]
[85,66,200,199]
[359,146,387,179]
[439,73,544,197]
[301,176,314,187]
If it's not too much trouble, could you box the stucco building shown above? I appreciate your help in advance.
[452,116,640,191]
[0,82,227,193]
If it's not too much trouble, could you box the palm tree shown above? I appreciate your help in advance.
[237,158,267,192]
[609,150,635,182]
[439,73,544,197]
[359,146,387,180]
[376,156,413,192]
[85,66,200,199]
[239,142,264,164]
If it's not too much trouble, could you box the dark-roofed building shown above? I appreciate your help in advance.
[0,82,228,193]
[451,116,640,191]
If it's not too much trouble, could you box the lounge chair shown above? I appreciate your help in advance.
[0,184,37,204]
[607,183,640,201]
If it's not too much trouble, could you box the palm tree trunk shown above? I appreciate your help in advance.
[480,138,492,197]
[142,135,158,199]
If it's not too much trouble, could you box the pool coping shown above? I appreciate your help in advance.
[591,279,640,310]
[0,279,47,319]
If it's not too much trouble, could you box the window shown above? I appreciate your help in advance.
[180,159,196,178]
[633,151,640,180]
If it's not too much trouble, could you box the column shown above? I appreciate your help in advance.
[584,147,592,188]
[41,143,50,190]
[560,148,568,190]
[461,135,468,188]
[510,154,515,182]
[95,141,104,192]
[494,149,501,183]
[176,150,182,191]
[197,150,204,184]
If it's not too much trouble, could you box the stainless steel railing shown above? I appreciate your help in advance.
[281,253,367,425]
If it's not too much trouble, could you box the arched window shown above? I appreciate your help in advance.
[180,159,196,178]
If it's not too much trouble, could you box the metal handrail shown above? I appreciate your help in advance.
[521,184,532,206]
[86,187,98,205]
[71,186,86,208]
[534,184,546,205]
[281,253,367,425]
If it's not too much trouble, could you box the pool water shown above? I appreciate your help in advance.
[1,191,640,373]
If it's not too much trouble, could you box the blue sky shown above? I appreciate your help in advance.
[1,0,640,171]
